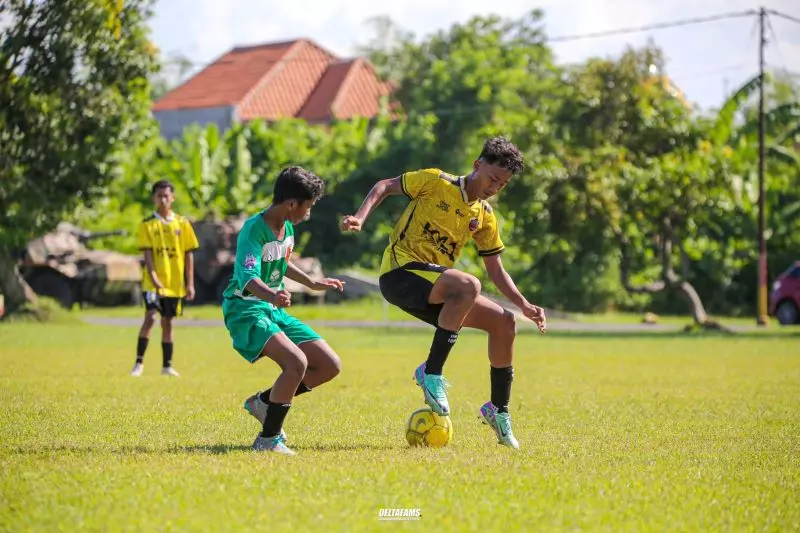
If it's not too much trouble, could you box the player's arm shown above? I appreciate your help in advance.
[483,254,547,334]
[243,278,291,308]
[182,219,199,301]
[341,177,403,232]
[285,262,345,292]
[233,228,290,307]
[142,249,164,291]
[184,250,195,300]
[138,222,163,291]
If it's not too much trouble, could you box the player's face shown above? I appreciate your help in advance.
[152,187,174,212]
[473,161,513,200]
[288,198,317,224]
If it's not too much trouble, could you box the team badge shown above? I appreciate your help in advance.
[469,218,479,232]
[244,253,257,269]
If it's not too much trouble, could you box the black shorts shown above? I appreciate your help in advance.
[142,291,182,318]
[379,262,449,327]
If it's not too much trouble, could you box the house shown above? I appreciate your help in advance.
[152,38,392,139]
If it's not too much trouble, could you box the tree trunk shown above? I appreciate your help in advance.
[0,247,37,316]
[617,225,729,332]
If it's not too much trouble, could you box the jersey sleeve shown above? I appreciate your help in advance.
[473,203,505,256]
[181,219,200,252]
[400,169,440,200]
[136,222,152,250]
[233,225,262,288]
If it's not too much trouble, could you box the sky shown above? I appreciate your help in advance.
[148,0,800,111]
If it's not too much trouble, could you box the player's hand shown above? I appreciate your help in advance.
[185,284,196,301]
[272,289,292,308]
[521,302,547,334]
[312,278,346,292]
[341,215,363,232]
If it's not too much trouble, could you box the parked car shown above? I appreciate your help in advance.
[769,260,800,325]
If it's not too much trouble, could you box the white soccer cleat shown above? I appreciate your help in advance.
[130,363,144,377]
[161,366,180,377]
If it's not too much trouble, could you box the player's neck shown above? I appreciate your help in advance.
[155,208,173,220]
[464,173,480,203]
[262,205,287,235]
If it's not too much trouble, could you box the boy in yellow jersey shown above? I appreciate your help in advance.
[342,137,546,449]
[131,180,200,377]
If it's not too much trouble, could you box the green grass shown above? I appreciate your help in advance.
[1,321,798,531]
[77,294,790,333]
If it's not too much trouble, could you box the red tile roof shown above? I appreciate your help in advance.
[153,39,391,123]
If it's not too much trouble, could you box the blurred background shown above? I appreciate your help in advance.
[1,0,799,328]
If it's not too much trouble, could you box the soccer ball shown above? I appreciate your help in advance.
[405,407,453,448]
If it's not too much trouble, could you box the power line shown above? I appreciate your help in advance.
[765,13,800,102]
[767,9,800,26]
[548,10,757,42]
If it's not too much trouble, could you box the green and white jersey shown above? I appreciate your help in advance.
[223,211,295,303]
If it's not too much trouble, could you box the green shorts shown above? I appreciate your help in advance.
[222,298,321,362]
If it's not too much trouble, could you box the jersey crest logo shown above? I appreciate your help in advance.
[175,229,181,236]
[469,218,479,232]
[244,253,257,269]
[270,270,281,282]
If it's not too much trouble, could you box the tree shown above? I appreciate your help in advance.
[0,0,158,314]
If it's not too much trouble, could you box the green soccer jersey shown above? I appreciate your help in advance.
[223,211,295,303]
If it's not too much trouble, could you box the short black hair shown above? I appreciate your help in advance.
[478,136,524,174]
[151,180,174,195]
[273,166,325,204]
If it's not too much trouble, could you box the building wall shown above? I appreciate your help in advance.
[153,106,236,140]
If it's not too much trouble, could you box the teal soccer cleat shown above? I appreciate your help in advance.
[479,401,520,449]
[413,363,451,416]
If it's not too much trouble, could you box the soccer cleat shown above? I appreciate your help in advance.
[479,401,520,449]
[252,433,296,455]
[130,363,144,377]
[413,363,451,416]
[243,393,288,441]
[161,366,180,377]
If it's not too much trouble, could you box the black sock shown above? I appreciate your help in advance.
[261,401,291,438]
[424,327,458,375]
[259,382,311,403]
[161,342,173,368]
[491,366,514,413]
[136,337,148,364]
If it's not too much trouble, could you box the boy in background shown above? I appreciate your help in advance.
[131,180,199,377]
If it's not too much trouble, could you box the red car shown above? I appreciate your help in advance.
[769,261,800,325]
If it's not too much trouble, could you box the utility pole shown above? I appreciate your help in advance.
[757,6,769,326]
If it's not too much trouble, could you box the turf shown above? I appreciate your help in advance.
[1,321,798,531]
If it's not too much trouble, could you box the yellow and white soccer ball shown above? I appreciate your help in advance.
[405,407,453,448]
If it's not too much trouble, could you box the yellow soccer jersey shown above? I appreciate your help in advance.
[380,168,505,275]
[137,213,200,297]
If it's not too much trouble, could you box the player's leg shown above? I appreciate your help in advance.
[244,314,340,427]
[251,332,308,455]
[159,298,179,376]
[131,292,158,376]
[381,264,479,416]
[462,296,519,448]
[425,268,481,372]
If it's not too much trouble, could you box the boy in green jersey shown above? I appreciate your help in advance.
[222,167,345,455]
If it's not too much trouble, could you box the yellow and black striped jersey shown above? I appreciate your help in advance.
[380,168,504,274]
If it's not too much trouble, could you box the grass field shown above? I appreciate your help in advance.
[76,294,788,332]
[1,319,798,532]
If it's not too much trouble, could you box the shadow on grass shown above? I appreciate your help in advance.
[9,444,160,456]
[525,329,800,340]
[169,442,401,454]
[8,441,402,457]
